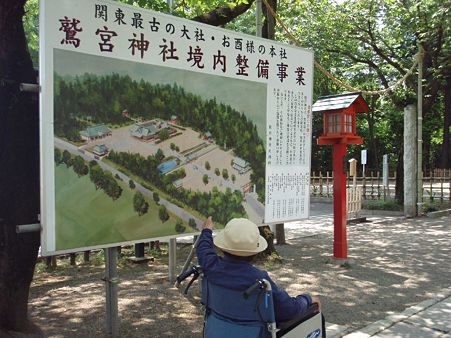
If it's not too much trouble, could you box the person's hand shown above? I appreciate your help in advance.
[311,296,321,308]
[203,216,214,230]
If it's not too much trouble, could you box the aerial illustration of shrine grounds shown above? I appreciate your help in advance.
[53,49,267,251]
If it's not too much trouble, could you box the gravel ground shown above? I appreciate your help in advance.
[28,214,451,337]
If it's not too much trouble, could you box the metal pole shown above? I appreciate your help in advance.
[16,223,41,233]
[256,0,262,38]
[167,0,174,13]
[417,44,423,215]
[168,238,177,283]
[105,247,119,337]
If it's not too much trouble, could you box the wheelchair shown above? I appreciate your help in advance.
[177,266,324,338]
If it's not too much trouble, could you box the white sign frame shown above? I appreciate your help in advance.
[40,0,314,255]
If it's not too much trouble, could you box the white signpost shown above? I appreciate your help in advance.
[383,154,389,198]
[346,158,361,219]
[361,149,367,174]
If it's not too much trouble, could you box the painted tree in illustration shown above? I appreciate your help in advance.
[133,191,149,216]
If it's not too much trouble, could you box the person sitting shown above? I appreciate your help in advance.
[196,217,325,336]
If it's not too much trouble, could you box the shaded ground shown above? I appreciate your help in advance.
[28,215,451,337]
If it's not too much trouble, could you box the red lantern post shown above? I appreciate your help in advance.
[312,93,369,259]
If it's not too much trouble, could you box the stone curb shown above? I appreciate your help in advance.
[341,288,451,338]
[426,208,451,218]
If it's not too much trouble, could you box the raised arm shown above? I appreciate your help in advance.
[196,217,219,272]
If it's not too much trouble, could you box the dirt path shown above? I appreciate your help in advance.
[29,215,451,337]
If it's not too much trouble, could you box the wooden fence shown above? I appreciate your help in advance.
[310,169,451,201]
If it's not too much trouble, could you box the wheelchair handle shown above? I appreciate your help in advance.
[176,265,201,284]
[243,280,265,299]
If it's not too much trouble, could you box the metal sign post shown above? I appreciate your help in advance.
[168,238,177,283]
[104,247,119,337]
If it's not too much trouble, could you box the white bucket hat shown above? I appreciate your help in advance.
[213,218,267,256]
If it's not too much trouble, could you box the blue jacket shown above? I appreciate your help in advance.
[196,228,312,322]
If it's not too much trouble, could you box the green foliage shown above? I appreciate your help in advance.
[363,199,402,211]
[214,168,220,176]
[72,155,88,177]
[155,149,165,163]
[54,148,62,165]
[222,168,228,180]
[133,191,149,216]
[175,220,186,233]
[422,201,451,213]
[23,0,39,67]
[62,150,71,167]
[188,218,197,229]
[205,161,211,170]
[129,179,136,189]
[158,205,169,222]
[158,128,170,141]
[109,149,246,224]
[278,0,449,171]
[202,174,209,185]
[231,174,236,183]
[88,163,122,200]
[55,74,266,196]
[153,192,160,204]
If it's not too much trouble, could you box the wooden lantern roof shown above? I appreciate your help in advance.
[313,92,369,145]
[312,92,369,113]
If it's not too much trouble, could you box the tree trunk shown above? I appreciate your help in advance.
[366,110,379,170]
[262,0,277,39]
[192,1,255,26]
[259,226,275,256]
[440,76,451,168]
[0,0,41,334]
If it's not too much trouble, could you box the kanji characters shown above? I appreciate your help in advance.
[295,66,306,85]
[187,46,204,68]
[114,8,126,25]
[95,4,108,22]
[59,16,83,48]
[149,17,160,32]
[128,32,149,58]
[95,26,117,52]
[277,62,288,82]
[159,39,179,61]
[236,54,249,76]
[131,13,143,29]
[257,59,269,79]
[213,50,226,73]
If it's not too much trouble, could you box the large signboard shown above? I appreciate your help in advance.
[40,0,313,255]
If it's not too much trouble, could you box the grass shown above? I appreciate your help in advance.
[363,198,451,213]
[362,199,402,211]
[422,200,451,212]
[54,165,187,252]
